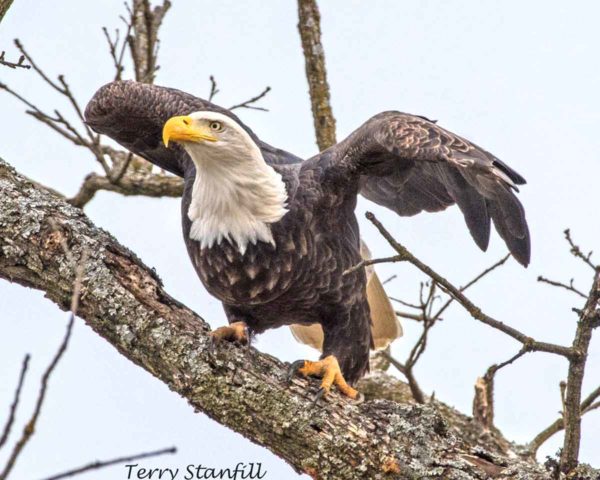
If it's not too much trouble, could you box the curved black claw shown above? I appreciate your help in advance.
[287,360,306,384]
[312,387,327,406]
[351,392,365,405]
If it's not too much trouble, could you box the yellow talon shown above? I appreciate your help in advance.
[294,355,359,399]
[209,321,249,344]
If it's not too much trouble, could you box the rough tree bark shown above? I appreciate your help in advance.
[0,0,13,24]
[297,0,336,151]
[4,159,599,480]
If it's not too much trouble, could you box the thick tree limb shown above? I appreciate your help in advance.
[1,158,580,479]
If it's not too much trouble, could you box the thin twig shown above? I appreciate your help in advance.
[564,229,598,271]
[208,75,219,101]
[0,51,30,69]
[229,86,271,111]
[39,446,177,480]
[110,152,133,184]
[537,276,587,299]
[0,355,30,450]
[432,254,510,320]
[344,255,405,276]
[6,40,111,175]
[395,311,425,322]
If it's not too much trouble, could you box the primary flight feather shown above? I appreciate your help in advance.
[85,81,530,399]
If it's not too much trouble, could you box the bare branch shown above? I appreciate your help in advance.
[0,51,29,69]
[0,0,15,24]
[363,211,575,359]
[383,352,425,404]
[5,40,110,175]
[0,355,30,450]
[14,39,64,93]
[297,0,336,150]
[344,254,405,276]
[229,86,271,112]
[564,229,598,272]
[473,347,530,429]
[109,152,133,184]
[102,12,133,82]
[40,447,176,480]
[127,0,171,84]
[560,268,600,473]
[385,257,511,405]
[0,316,75,479]
[432,254,510,320]
[529,385,600,457]
[394,310,426,322]
[537,275,587,299]
[208,75,219,101]
[68,171,183,208]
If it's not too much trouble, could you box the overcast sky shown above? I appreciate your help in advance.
[1,1,599,478]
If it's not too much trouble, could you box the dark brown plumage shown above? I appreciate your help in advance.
[85,81,530,386]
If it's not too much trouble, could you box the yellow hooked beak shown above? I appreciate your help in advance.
[162,115,218,147]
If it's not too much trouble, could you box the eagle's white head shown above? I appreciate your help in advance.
[162,111,288,254]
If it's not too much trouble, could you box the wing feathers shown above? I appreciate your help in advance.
[343,111,531,265]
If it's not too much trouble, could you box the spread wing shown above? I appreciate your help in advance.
[84,81,302,178]
[337,111,530,266]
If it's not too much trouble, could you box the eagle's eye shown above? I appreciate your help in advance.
[209,121,223,132]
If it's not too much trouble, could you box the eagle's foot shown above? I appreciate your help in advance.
[209,321,249,351]
[287,355,362,403]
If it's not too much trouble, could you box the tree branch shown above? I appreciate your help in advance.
[67,171,183,208]
[0,51,29,69]
[40,446,176,480]
[0,355,30,450]
[297,0,336,151]
[0,157,573,479]
[529,385,600,458]
[363,211,575,359]
[0,0,14,25]
[0,315,75,479]
[560,268,600,473]
[538,275,587,299]
[472,347,530,430]
[229,86,271,112]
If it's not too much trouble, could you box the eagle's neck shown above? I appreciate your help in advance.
[186,142,288,255]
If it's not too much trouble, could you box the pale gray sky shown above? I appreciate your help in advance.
[1,1,599,478]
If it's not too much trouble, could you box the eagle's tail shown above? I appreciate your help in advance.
[290,243,402,351]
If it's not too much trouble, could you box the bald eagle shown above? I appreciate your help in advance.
[85,81,530,400]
